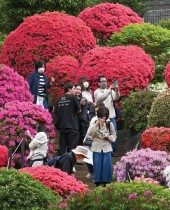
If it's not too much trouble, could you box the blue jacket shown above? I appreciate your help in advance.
[28,71,50,109]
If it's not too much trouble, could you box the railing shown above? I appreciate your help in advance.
[144,9,170,24]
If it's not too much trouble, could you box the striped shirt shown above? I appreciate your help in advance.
[38,75,45,97]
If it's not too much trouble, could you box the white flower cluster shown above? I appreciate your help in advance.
[164,165,170,188]
[148,82,168,93]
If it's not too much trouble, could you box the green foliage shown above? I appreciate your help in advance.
[147,90,170,128]
[0,168,59,210]
[120,90,157,132]
[0,32,6,52]
[158,18,170,30]
[65,181,170,210]
[108,23,170,83]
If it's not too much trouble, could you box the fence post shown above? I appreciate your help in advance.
[125,162,131,182]
[21,130,25,168]
[7,148,12,169]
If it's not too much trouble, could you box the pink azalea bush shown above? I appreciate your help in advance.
[76,46,155,97]
[113,148,170,183]
[1,11,96,77]
[134,175,160,185]
[78,3,143,44]
[164,62,170,87]
[0,101,56,167]
[46,56,80,101]
[20,166,87,197]
[0,145,8,169]
[0,64,33,107]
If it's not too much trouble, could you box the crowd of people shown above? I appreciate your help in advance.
[27,60,120,187]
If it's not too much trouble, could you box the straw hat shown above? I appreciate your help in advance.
[34,132,48,143]
[72,146,89,159]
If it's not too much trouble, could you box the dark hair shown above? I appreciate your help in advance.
[35,60,46,71]
[95,102,105,109]
[75,84,81,88]
[97,75,106,82]
[64,82,75,93]
[97,107,109,120]
[78,77,88,91]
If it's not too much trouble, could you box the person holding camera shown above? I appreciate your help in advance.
[94,76,120,155]
[86,106,116,187]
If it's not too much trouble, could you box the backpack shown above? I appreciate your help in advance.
[47,153,70,168]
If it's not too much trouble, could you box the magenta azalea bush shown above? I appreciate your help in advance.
[0,101,56,167]
[164,62,170,87]
[0,64,33,107]
[0,145,8,169]
[78,3,143,44]
[113,148,170,183]
[1,11,96,77]
[20,166,87,197]
[46,56,80,101]
[76,46,155,97]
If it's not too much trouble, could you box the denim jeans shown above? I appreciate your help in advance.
[110,118,117,152]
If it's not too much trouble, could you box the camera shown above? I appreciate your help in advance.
[103,133,109,139]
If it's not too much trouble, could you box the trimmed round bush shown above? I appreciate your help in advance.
[76,46,154,97]
[64,181,170,210]
[1,11,96,77]
[158,18,170,30]
[0,64,33,107]
[0,168,59,210]
[78,3,143,45]
[113,148,170,183]
[0,145,8,168]
[120,90,157,132]
[108,23,170,83]
[46,56,80,101]
[20,166,87,197]
[147,90,170,128]
[164,62,170,87]
[0,101,56,167]
[142,127,170,152]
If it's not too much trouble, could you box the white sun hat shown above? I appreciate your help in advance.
[72,146,89,159]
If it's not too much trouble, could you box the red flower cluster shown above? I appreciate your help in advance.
[46,56,80,101]
[0,65,33,107]
[142,127,170,152]
[1,11,96,78]
[20,166,86,196]
[76,46,155,97]
[78,3,143,42]
[0,145,8,169]
[164,62,170,87]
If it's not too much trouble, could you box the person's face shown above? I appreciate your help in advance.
[69,86,76,95]
[75,86,82,97]
[99,77,107,89]
[76,154,85,161]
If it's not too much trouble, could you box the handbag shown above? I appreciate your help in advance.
[83,137,93,147]
[111,92,122,120]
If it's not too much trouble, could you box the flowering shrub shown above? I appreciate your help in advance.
[147,90,170,128]
[108,23,170,83]
[20,166,87,197]
[46,56,80,101]
[76,46,154,97]
[134,175,160,185]
[63,181,170,210]
[164,165,170,188]
[0,101,56,167]
[0,64,33,107]
[142,127,170,152]
[0,168,59,210]
[113,148,170,183]
[1,11,96,77]
[164,62,170,87]
[148,82,168,93]
[0,145,8,169]
[78,3,143,45]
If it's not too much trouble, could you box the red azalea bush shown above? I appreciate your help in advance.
[0,101,56,167]
[142,127,170,152]
[78,3,143,44]
[46,56,80,101]
[164,62,170,87]
[76,46,155,97]
[0,64,33,107]
[0,145,8,169]
[1,11,96,77]
[20,166,87,197]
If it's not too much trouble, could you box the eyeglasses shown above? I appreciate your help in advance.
[100,80,107,82]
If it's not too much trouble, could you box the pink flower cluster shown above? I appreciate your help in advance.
[134,175,160,185]
[1,11,96,78]
[164,62,170,87]
[0,65,33,107]
[113,148,170,183]
[78,3,143,42]
[0,145,8,169]
[46,56,80,101]
[76,46,155,97]
[20,166,87,196]
[0,101,56,166]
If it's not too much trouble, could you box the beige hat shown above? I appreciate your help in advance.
[72,146,89,159]
[34,132,48,143]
